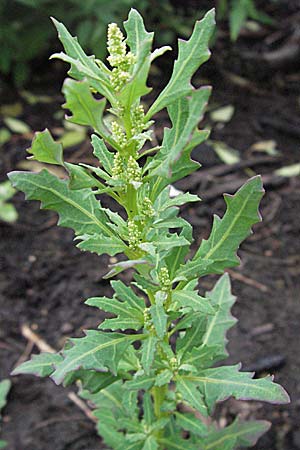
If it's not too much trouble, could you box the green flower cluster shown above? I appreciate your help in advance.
[107,23,135,91]
[127,219,141,249]
[158,267,171,291]
[111,121,127,148]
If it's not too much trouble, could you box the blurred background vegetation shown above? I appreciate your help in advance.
[0,0,275,86]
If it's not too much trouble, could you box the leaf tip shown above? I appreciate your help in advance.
[50,16,60,30]
[274,383,291,405]
[10,367,20,376]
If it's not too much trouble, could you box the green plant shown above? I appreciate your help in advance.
[1,0,144,85]
[1,0,187,86]
[218,0,273,41]
[0,380,11,448]
[9,9,289,449]
[0,181,18,223]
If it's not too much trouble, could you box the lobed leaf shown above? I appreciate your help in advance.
[175,412,208,437]
[27,129,63,165]
[151,234,190,253]
[172,290,215,315]
[51,18,114,103]
[182,345,224,371]
[143,392,155,425]
[176,315,207,356]
[121,8,153,105]
[64,163,102,190]
[179,176,264,280]
[11,352,62,377]
[201,418,271,450]
[62,78,118,149]
[176,377,207,416]
[165,221,193,280]
[125,374,156,391]
[149,292,168,339]
[8,169,113,237]
[157,192,200,211]
[51,331,141,383]
[65,369,119,393]
[149,88,210,179]
[91,134,114,174]
[159,438,197,450]
[141,335,158,375]
[200,274,236,363]
[154,369,173,387]
[183,364,290,413]
[146,9,215,118]
[142,435,159,450]
[77,233,127,257]
[111,280,145,313]
[86,294,144,331]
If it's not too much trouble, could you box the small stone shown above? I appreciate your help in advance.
[61,322,73,333]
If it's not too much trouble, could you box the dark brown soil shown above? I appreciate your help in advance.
[1,4,300,449]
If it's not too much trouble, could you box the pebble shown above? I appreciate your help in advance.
[61,322,73,333]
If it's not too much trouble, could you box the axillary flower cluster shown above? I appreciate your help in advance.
[107,23,154,249]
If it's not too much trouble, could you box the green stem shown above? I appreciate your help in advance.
[126,183,137,218]
[123,109,132,139]
[152,386,165,418]
[152,385,168,441]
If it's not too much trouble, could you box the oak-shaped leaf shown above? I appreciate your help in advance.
[148,88,210,180]
[64,369,119,393]
[51,18,114,103]
[120,8,153,106]
[8,169,113,237]
[51,330,141,383]
[175,411,208,438]
[27,129,63,166]
[200,418,271,450]
[92,134,114,174]
[64,163,102,190]
[62,79,118,149]
[149,292,168,339]
[140,335,158,374]
[176,376,208,416]
[77,233,127,257]
[146,9,215,118]
[178,176,264,280]
[172,290,215,315]
[11,352,62,377]
[86,293,144,331]
[182,364,290,413]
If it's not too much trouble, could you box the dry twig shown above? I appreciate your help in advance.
[19,324,96,423]
[226,269,269,293]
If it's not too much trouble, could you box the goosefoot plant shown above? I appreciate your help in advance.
[9,9,289,450]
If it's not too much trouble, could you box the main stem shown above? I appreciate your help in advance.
[152,385,168,441]
[121,101,172,443]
